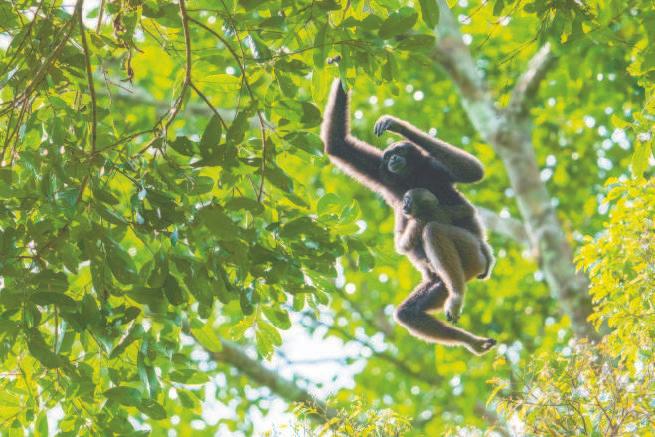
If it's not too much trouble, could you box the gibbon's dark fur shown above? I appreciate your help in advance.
[399,188,496,355]
[401,188,495,282]
[321,79,496,355]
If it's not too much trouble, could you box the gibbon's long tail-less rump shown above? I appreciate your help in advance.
[321,79,496,355]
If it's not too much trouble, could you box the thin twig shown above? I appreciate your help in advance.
[4,97,31,165]
[79,6,97,152]
[0,0,45,78]
[190,82,228,130]
[163,0,192,131]
[13,0,83,105]
[95,0,105,33]
[188,14,268,202]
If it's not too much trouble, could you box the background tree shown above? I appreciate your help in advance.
[0,0,652,434]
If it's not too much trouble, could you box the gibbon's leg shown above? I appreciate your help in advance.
[422,222,487,323]
[394,279,496,355]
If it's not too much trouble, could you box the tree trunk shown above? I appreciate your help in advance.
[432,0,598,340]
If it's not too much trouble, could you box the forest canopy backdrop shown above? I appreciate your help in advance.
[0,0,654,435]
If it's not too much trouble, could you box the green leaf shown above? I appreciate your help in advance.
[110,324,144,359]
[142,3,181,28]
[170,136,197,157]
[169,369,209,384]
[92,186,120,205]
[138,400,167,420]
[229,315,255,340]
[631,137,652,178]
[27,329,66,369]
[317,193,341,215]
[610,114,631,129]
[164,274,185,305]
[198,205,241,239]
[191,321,223,353]
[358,250,375,272]
[30,292,77,311]
[183,175,215,195]
[313,24,328,69]
[255,320,281,359]
[300,102,322,127]
[418,0,440,27]
[35,412,48,437]
[493,0,505,16]
[200,114,222,150]
[396,34,436,52]
[379,8,418,39]
[106,240,139,285]
[203,74,241,92]
[284,131,323,156]
[227,111,249,145]
[262,307,291,329]
[104,387,142,407]
[225,196,264,214]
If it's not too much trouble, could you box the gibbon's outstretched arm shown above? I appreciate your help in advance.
[321,80,396,201]
[374,115,484,183]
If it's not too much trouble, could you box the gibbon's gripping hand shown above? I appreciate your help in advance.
[444,294,463,323]
[374,115,400,137]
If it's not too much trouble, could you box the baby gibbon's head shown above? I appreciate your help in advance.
[402,188,439,218]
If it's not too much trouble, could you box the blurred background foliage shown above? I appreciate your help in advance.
[0,0,653,435]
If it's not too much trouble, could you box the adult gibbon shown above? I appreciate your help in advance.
[321,79,496,355]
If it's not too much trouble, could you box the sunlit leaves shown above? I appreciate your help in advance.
[190,319,223,353]
[27,329,67,369]
[104,386,142,407]
[1,0,653,434]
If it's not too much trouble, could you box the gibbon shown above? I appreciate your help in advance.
[321,80,496,355]
[397,188,496,354]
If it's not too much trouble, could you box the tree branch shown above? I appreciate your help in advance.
[506,43,555,119]
[208,339,337,419]
[477,207,529,246]
[430,0,597,340]
[305,317,442,386]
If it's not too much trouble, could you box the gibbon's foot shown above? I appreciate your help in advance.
[467,338,497,356]
[477,244,495,280]
[374,115,398,137]
[477,257,494,280]
[477,265,492,280]
[444,295,463,323]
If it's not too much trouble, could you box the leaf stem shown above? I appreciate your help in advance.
[79,6,97,152]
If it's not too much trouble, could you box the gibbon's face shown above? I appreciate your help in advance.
[402,192,415,215]
[402,188,439,217]
[381,142,416,177]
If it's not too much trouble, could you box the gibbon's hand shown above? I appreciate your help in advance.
[374,115,400,137]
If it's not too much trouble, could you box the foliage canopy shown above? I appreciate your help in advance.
[0,0,653,435]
